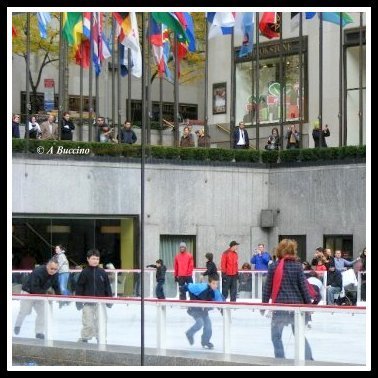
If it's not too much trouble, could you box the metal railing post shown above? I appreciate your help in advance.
[257,273,263,299]
[97,303,106,350]
[294,309,306,366]
[222,308,231,355]
[149,271,154,298]
[44,298,53,346]
[114,271,118,298]
[156,302,167,355]
[322,271,328,304]
[357,271,362,303]
[252,272,256,299]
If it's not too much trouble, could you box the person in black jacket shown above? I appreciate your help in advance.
[201,253,218,279]
[233,122,249,149]
[312,122,330,148]
[75,249,113,343]
[14,257,61,339]
[147,259,167,299]
[325,265,342,305]
[60,112,75,140]
[118,121,137,144]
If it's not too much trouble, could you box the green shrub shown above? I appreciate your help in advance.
[179,148,197,160]
[280,149,301,162]
[316,147,340,160]
[163,147,180,160]
[208,148,234,162]
[261,150,279,164]
[301,148,318,161]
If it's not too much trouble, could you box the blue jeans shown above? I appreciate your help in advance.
[156,280,165,299]
[186,311,212,344]
[271,312,313,360]
[59,273,71,295]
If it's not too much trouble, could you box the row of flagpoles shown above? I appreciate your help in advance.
[14,11,363,148]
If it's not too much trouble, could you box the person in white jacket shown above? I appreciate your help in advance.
[55,245,70,296]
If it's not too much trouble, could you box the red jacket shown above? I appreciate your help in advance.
[221,249,239,276]
[174,252,194,277]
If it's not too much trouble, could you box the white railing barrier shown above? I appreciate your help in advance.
[11,269,366,303]
[12,294,366,366]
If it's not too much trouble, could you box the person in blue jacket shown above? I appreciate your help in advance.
[184,274,224,349]
[251,243,272,271]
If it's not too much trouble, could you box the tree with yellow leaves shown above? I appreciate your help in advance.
[12,13,60,113]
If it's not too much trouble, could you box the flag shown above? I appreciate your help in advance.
[151,12,188,43]
[150,19,172,80]
[62,12,82,46]
[235,12,254,58]
[259,12,281,39]
[121,12,142,78]
[37,12,51,39]
[92,12,111,76]
[73,13,89,68]
[183,12,196,52]
[321,12,353,27]
[75,39,90,68]
[207,12,236,39]
[83,12,91,39]
[115,12,141,78]
[291,12,319,31]
[12,25,18,38]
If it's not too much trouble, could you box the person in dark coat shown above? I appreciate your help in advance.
[12,114,20,138]
[14,257,61,339]
[233,122,249,149]
[118,121,137,144]
[75,249,113,343]
[285,124,300,149]
[262,239,313,360]
[312,121,330,148]
[202,253,218,279]
[60,112,75,140]
[147,259,167,299]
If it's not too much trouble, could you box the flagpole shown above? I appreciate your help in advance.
[338,12,343,147]
[95,13,99,132]
[359,12,363,146]
[147,13,152,145]
[319,13,323,147]
[140,11,146,367]
[204,14,209,146]
[174,34,179,147]
[25,12,30,150]
[117,38,121,140]
[230,28,235,149]
[58,13,64,140]
[79,37,84,142]
[279,13,284,148]
[89,12,94,142]
[111,16,116,138]
[299,12,303,148]
[127,48,132,123]
[255,12,260,150]
[159,76,163,145]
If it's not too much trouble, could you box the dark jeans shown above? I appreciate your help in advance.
[178,276,193,300]
[271,312,313,360]
[186,310,212,344]
[234,145,248,149]
[156,280,165,299]
[222,275,238,302]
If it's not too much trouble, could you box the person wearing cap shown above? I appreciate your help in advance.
[220,241,239,301]
[174,242,194,300]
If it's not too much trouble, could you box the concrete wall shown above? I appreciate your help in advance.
[12,156,365,264]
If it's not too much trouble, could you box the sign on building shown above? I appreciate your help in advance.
[44,79,55,111]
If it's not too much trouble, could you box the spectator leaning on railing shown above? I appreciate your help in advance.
[334,250,360,272]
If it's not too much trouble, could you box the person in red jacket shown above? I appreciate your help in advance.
[220,241,239,301]
[174,242,194,300]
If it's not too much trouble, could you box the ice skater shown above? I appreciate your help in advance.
[184,274,224,349]
[147,259,167,299]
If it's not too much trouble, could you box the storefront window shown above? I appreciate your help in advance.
[235,38,307,127]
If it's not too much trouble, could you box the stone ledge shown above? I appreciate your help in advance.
[12,338,363,367]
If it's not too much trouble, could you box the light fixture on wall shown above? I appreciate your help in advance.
[100,226,121,234]
[46,225,71,233]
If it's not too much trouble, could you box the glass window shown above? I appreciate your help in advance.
[324,234,353,258]
[236,54,306,126]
